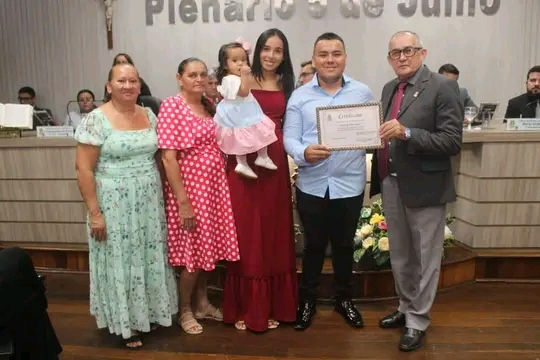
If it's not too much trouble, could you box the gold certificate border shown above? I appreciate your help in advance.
[316,101,384,151]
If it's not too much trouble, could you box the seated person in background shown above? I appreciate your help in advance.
[18,86,56,128]
[297,60,315,87]
[62,89,96,128]
[438,64,476,108]
[205,69,222,104]
[504,65,540,121]
[0,247,63,359]
[103,53,152,102]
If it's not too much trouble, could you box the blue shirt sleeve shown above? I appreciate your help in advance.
[283,93,310,167]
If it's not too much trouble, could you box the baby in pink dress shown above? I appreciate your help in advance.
[213,38,278,179]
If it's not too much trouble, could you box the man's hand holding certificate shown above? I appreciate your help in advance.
[316,102,384,150]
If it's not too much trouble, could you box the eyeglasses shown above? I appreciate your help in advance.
[388,47,423,60]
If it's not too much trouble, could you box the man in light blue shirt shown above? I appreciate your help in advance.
[284,32,374,331]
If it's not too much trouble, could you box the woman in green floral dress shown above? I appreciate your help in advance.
[74,63,178,349]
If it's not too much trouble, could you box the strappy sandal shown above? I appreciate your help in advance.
[195,304,223,321]
[234,320,246,331]
[178,312,203,335]
[124,333,142,349]
[268,319,280,329]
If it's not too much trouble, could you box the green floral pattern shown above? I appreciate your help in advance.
[74,108,178,339]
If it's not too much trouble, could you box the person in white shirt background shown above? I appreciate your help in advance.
[63,89,96,128]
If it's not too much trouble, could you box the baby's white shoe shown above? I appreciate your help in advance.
[235,163,258,179]
[254,156,277,170]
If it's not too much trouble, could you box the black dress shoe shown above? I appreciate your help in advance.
[334,300,364,328]
[399,327,424,352]
[379,311,405,329]
[294,302,316,331]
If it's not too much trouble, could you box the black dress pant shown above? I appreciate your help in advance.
[296,188,364,302]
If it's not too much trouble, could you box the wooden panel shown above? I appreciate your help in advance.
[463,123,540,143]
[454,196,540,226]
[0,147,76,179]
[460,142,540,178]
[0,201,86,222]
[0,222,86,243]
[476,257,540,280]
[0,179,82,201]
[0,137,76,148]
[451,219,540,248]
[457,175,540,202]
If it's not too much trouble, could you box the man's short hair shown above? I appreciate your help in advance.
[18,86,36,97]
[527,65,540,80]
[300,60,313,68]
[438,64,459,76]
[313,32,346,51]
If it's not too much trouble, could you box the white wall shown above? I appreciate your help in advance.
[0,0,539,121]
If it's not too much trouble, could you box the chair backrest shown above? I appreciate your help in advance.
[0,328,13,356]
[139,96,162,116]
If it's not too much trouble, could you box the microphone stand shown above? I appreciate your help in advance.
[66,100,78,126]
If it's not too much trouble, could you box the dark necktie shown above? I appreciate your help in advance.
[377,81,407,181]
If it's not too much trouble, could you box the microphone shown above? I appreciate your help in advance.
[66,100,78,126]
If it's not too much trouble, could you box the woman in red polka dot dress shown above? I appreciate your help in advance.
[157,57,240,335]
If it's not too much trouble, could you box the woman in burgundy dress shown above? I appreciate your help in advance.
[222,28,298,332]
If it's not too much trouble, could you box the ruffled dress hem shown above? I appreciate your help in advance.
[215,114,277,155]
[222,269,298,332]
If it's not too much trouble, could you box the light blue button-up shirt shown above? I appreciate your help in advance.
[284,74,374,199]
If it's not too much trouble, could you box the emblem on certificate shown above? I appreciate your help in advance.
[316,102,384,150]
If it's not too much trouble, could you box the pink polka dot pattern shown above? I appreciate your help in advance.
[157,95,240,272]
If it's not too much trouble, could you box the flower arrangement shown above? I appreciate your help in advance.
[353,199,456,269]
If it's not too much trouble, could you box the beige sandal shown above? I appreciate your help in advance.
[234,321,246,330]
[268,319,279,329]
[178,312,203,335]
[195,304,223,321]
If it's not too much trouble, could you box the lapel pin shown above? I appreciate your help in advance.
[413,91,419,98]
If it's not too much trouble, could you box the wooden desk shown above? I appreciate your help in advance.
[0,137,86,244]
[452,124,540,249]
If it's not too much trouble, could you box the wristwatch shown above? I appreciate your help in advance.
[404,127,411,139]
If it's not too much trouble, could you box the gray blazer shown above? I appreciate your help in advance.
[370,66,463,208]
[460,87,476,108]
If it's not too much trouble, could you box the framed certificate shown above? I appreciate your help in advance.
[316,102,383,150]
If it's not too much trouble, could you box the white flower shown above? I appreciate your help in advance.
[354,230,363,245]
[362,237,374,249]
[378,237,389,251]
[444,225,454,240]
[360,224,373,236]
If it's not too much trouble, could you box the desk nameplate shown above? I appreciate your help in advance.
[36,126,74,137]
[506,118,540,131]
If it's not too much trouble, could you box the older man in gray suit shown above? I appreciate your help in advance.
[369,31,463,352]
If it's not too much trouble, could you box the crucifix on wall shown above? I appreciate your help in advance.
[103,0,114,49]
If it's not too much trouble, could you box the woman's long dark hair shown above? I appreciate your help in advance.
[112,53,134,66]
[215,42,251,84]
[251,28,295,102]
[177,57,216,116]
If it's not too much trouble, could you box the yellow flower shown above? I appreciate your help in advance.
[378,237,389,251]
[369,214,385,225]
[360,224,373,236]
[362,237,374,249]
